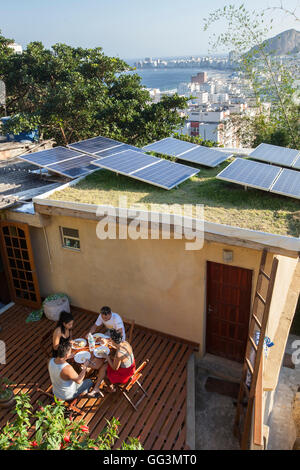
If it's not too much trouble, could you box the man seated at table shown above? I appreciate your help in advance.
[48,340,94,401]
[86,306,126,341]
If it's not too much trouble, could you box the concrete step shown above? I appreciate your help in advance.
[196,353,242,384]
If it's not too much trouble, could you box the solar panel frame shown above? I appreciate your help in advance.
[132,159,200,189]
[176,145,232,168]
[68,136,123,155]
[92,150,161,174]
[216,158,282,191]
[92,150,199,190]
[292,155,300,170]
[94,143,141,158]
[18,146,98,179]
[249,143,300,168]
[18,146,84,167]
[144,137,231,167]
[270,168,300,200]
[47,154,97,178]
[143,137,198,157]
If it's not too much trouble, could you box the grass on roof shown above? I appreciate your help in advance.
[49,160,300,238]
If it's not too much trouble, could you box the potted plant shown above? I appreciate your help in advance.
[0,377,15,409]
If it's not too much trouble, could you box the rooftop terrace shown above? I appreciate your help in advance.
[48,161,300,238]
[0,305,194,450]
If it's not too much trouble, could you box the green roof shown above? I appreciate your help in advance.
[49,160,300,238]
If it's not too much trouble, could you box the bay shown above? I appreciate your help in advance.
[126,67,232,91]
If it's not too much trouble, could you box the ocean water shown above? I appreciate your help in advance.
[126,68,232,91]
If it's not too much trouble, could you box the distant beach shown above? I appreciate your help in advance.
[125,67,233,91]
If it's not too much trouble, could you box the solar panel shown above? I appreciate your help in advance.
[19,146,83,166]
[292,155,300,170]
[69,136,122,154]
[94,143,141,158]
[133,160,199,189]
[47,155,97,178]
[92,149,199,189]
[176,146,231,168]
[18,146,97,179]
[143,137,198,157]
[249,143,300,168]
[93,150,159,174]
[143,137,230,167]
[216,158,282,191]
[270,168,300,199]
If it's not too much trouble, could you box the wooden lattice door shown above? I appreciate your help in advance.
[0,221,41,309]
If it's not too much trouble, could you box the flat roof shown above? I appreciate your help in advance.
[43,162,300,240]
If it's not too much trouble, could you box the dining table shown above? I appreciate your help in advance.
[69,334,115,372]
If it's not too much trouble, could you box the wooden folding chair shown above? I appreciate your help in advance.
[35,384,85,418]
[123,318,135,344]
[116,359,149,411]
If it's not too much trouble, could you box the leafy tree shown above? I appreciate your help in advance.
[204,3,300,148]
[0,34,188,146]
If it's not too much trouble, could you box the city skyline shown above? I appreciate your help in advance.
[0,0,299,59]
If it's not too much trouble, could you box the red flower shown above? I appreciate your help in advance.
[64,434,71,443]
[39,406,45,412]
[93,446,99,450]
[31,441,38,448]
[80,425,89,433]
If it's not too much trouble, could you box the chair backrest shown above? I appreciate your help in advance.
[124,359,149,391]
[123,318,135,344]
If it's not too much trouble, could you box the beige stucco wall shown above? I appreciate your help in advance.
[4,210,298,357]
[27,214,271,351]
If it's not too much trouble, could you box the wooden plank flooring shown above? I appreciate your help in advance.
[0,304,194,450]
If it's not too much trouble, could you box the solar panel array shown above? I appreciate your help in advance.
[18,146,97,179]
[249,143,300,169]
[217,157,300,199]
[92,149,200,190]
[143,137,231,167]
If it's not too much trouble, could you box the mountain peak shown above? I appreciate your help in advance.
[250,29,300,56]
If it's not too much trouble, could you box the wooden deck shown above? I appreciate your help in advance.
[0,304,195,450]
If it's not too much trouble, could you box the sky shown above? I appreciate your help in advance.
[0,0,299,59]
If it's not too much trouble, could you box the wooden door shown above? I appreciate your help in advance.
[206,261,253,363]
[0,221,41,309]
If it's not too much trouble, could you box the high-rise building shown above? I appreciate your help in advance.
[191,72,208,84]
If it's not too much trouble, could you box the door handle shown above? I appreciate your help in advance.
[208,305,214,314]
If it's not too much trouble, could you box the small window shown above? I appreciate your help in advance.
[60,227,80,251]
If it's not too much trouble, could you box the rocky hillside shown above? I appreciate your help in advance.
[250,29,300,56]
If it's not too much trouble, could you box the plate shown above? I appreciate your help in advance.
[94,346,110,358]
[93,333,110,339]
[72,338,87,350]
[74,351,91,364]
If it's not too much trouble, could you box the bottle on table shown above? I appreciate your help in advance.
[88,333,95,353]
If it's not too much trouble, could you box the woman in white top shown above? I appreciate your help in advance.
[48,340,94,401]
